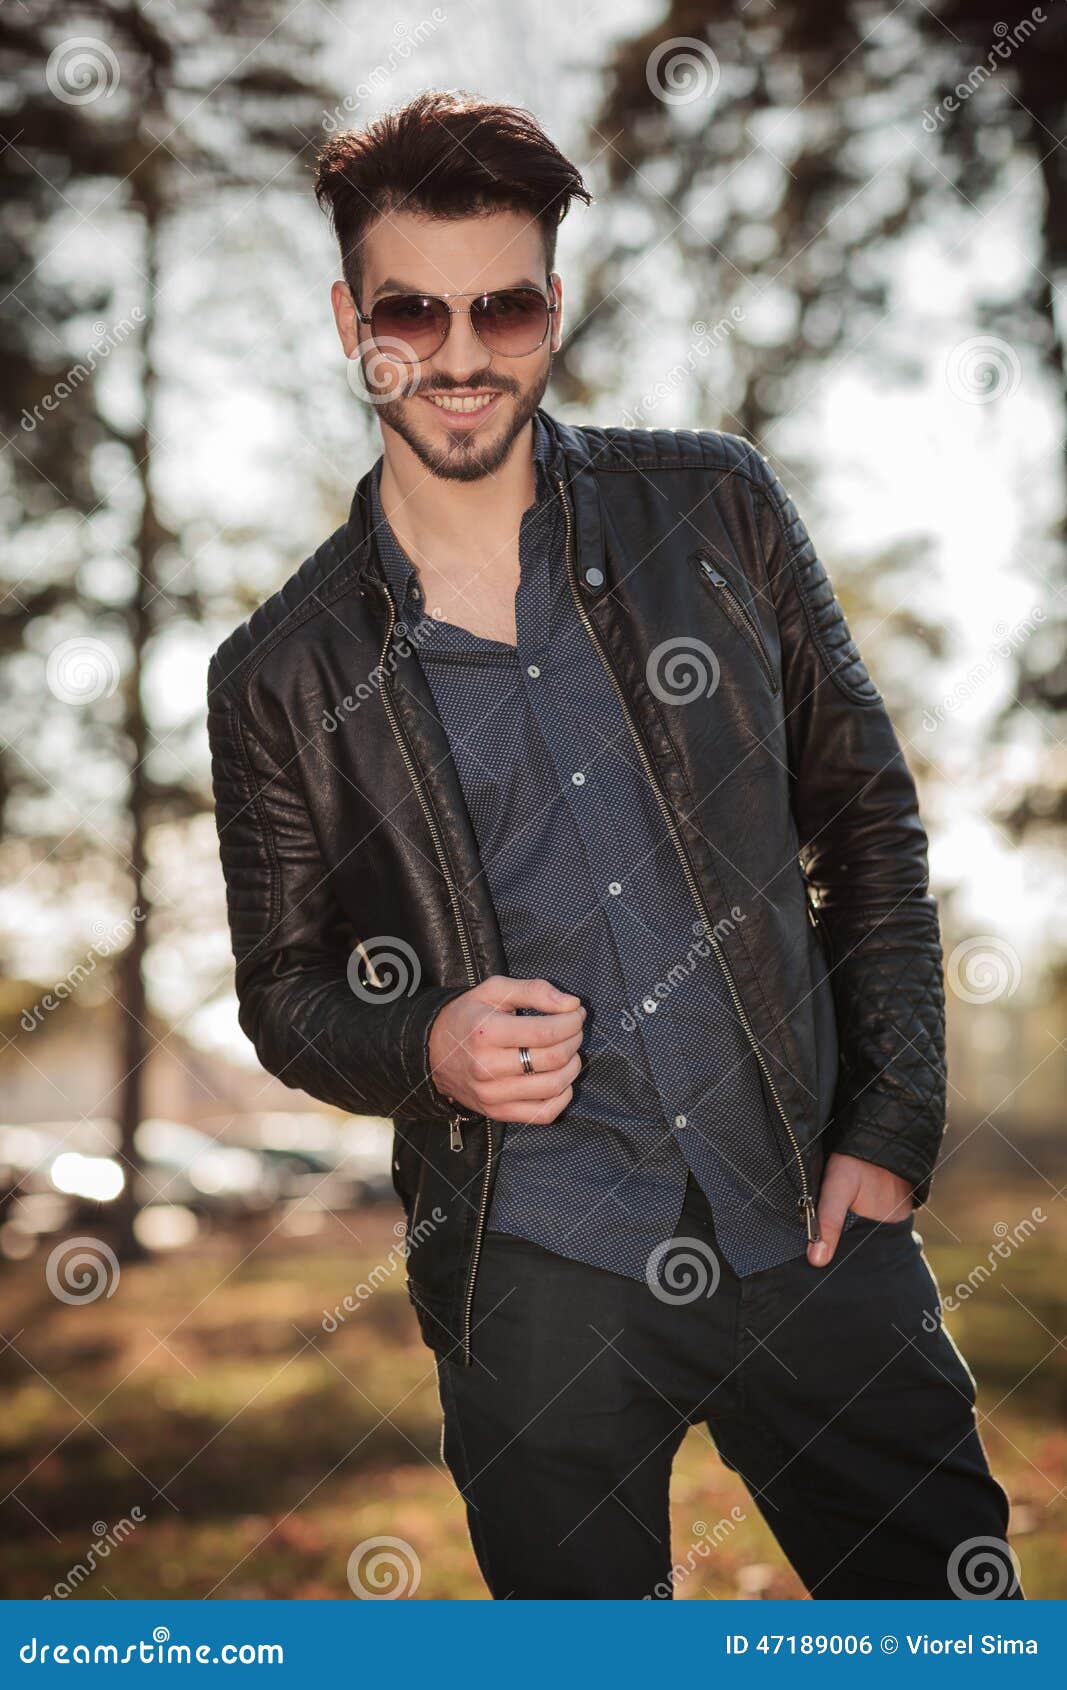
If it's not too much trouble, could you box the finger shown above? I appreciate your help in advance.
[487,1006,587,1048]
[809,1187,852,1268]
[478,976,582,1014]
[475,1030,585,1082]
[493,1085,574,1125]
[477,1052,583,1107]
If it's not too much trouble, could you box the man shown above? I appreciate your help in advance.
[207,91,1020,1600]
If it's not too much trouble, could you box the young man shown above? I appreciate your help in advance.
[207,91,1021,1601]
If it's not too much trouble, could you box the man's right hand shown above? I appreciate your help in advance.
[427,975,586,1123]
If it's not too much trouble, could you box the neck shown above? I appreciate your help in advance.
[376,418,538,570]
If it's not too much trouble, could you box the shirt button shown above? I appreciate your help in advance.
[572,771,585,786]
[608,881,622,896]
[675,1114,688,1130]
[584,567,605,589]
[527,664,541,678]
[643,997,657,1014]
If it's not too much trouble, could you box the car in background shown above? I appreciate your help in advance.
[0,1117,278,1256]
[0,1119,125,1255]
[0,1108,399,1258]
[215,1111,397,1208]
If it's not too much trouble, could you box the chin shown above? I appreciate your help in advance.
[419,405,518,481]
[429,433,514,482]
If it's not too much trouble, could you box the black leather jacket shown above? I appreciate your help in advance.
[207,409,945,1364]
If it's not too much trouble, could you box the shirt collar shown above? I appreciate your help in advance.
[531,409,553,491]
[368,465,417,609]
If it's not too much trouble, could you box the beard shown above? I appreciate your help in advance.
[371,362,552,483]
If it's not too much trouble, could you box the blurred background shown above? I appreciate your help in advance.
[1,0,1065,1600]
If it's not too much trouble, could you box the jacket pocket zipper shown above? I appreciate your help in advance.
[693,551,780,696]
[565,489,815,1240]
[807,894,832,966]
[376,581,495,1363]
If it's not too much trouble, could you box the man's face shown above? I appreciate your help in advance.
[331,208,562,482]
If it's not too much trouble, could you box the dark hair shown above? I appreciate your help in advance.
[314,90,591,300]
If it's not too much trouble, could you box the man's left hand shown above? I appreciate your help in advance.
[808,1151,913,1267]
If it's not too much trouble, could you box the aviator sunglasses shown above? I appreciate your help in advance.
[355,282,557,363]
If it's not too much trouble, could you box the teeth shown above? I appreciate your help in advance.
[427,394,497,413]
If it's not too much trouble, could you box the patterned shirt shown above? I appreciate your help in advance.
[368,415,810,1279]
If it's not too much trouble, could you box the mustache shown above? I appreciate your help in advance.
[420,377,517,394]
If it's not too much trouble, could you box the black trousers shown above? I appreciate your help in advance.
[435,1174,1021,1599]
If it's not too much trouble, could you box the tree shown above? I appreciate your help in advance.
[1,0,334,1253]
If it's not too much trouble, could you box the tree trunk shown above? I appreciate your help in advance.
[111,197,162,1260]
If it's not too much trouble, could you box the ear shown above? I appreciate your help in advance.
[548,272,563,353]
[331,278,360,357]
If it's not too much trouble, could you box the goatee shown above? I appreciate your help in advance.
[374,369,550,482]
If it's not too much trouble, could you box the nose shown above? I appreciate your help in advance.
[430,305,494,385]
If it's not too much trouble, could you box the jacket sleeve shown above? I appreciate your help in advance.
[206,654,468,1122]
[748,450,946,1203]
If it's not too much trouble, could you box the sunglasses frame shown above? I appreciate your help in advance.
[354,282,558,363]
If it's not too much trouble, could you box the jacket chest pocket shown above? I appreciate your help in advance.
[691,549,780,696]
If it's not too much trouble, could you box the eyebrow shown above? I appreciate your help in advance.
[369,276,544,301]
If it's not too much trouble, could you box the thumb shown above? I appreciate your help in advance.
[809,1186,851,1268]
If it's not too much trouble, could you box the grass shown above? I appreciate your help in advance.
[0,1177,1063,1600]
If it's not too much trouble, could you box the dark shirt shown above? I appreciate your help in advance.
[368,415,809,1278]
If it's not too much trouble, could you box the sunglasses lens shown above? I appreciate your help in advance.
[471,289,550,355]
[366,289,551,364]
[369,295,449,361]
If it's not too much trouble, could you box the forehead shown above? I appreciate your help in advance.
[359,207,546,297]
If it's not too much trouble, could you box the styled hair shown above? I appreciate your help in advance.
[314,90,591,300]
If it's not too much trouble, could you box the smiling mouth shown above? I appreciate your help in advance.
[423,392,501,414]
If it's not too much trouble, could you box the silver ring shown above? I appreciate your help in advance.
[519,1046,533,1076]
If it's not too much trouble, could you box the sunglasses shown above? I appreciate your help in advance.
[355,285,557,364]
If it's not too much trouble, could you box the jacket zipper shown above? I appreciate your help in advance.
[376,583,497,1360]
[559,482,817,1241]
[693,551,780,696]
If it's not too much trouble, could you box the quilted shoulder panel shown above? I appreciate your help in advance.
[734,443,880,706]
[565,419,756,479]
[208,522,358,705]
